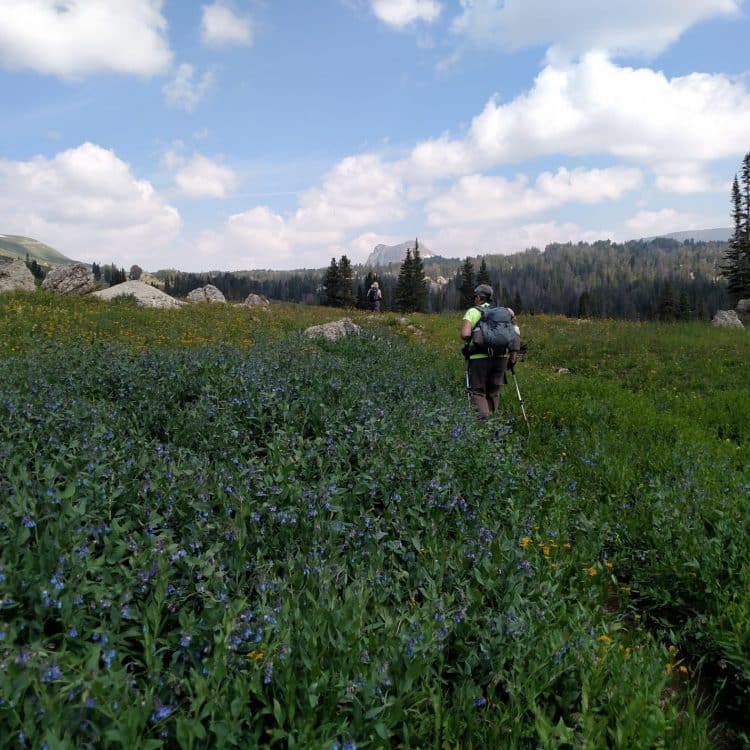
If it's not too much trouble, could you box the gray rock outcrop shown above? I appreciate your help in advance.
[737,298,750,325]
[41,263,96,295]
[304,317,361,341]
[711,310,744,328]
[187,284,226,304]
[365,240,434,266]
[0,258,36,292]
[92,280,183,309]
[243,293,270,306]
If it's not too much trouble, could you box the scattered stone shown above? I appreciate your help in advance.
[711,310,744,328]
[187,284,226,304]
[304,317,361,341]
[243,293,270,306]
[91,280,183,309]
[0,258,36,292]
[555,368,570,375]
[737,299,750,325]
[41,263,96,295]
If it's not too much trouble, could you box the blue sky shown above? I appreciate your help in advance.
[1,0,749,272]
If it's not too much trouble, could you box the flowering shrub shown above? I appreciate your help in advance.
[1,300,741,746]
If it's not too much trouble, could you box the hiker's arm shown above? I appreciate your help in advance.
[460,319,473,341]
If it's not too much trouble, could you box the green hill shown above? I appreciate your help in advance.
[0,235,79,266]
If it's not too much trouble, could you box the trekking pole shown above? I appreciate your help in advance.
[510,369,530,434]
[465,360,471,406]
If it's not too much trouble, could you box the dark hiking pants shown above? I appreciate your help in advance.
[466,355,509,418]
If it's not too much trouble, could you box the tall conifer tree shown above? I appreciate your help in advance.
[459,257,475,309]
[722,153,750,303]
[411,246,428,312]
[395,249,414,311]
[337,255,356,307]
[476,258,491,285]
[323,257,341,306]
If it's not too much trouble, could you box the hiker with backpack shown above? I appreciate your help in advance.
[367,281,382,312]
[460,284,521,419]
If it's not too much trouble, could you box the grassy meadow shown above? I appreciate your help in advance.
[1,290,749,749]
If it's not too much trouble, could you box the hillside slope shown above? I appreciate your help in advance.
[0,235,79,266]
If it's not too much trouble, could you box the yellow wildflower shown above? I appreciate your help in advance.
[246,650,265,661]
[519,536,532,548]
[597,635,614,645]
[584,566,598,576]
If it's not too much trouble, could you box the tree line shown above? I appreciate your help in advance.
[150,236,729,321]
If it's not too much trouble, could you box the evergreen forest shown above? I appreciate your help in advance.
[158,237,730,321]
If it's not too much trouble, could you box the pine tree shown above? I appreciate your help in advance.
[722,176,744,303]
[512,290,523,314]
[722,153,750,303]
[476,258,491,285]
[458,257,475,309]
[411,247,428,312]
[395,249,414,312]
[322,257,341,306]
[741,153,750,299]
[658,281,676,321]
[577,290,592,318]
[337,255,356,307]
[676,288,692,320]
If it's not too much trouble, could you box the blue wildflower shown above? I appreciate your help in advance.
[150,705,172,723]
[41,664,62,682]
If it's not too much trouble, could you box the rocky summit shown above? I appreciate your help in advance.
[365,240,434,266]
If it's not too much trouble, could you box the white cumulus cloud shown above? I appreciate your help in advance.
[408,53,750,183]
[195,153,408,268]
[623,208,712,238]
[0,0,172,78]
[165,152,239,198]
[201,3,253,47]
[163,63,214,111]
[0,143,181,267]
[426,166,643,226]
[370,0,442,28]
[451,0,740,58]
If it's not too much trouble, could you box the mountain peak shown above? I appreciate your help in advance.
[365,239,434,266]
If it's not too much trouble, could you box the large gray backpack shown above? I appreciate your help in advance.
[471,306,520,357]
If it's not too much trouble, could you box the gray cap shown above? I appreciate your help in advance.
[474,284,493,300]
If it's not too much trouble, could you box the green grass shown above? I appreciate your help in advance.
[0,292,748,748]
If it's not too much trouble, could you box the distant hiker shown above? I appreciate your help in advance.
[367,281,382,312]
[460,284,521,419]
